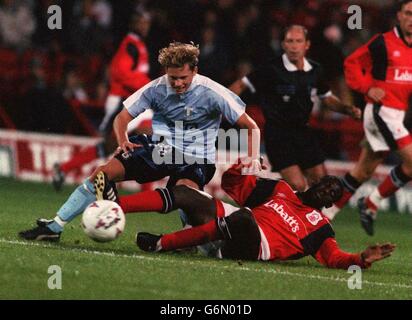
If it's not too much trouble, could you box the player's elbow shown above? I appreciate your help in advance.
[244,115,260,135]
[113,114,123,132]
[115,109,133,127]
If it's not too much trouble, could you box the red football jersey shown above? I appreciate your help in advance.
[344,26,412,110]
[220,164,368,269]
[252,180,332,261]
[109,33,151,97]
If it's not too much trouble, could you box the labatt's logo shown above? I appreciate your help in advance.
[264,200,299,232]
[394,69,412,82]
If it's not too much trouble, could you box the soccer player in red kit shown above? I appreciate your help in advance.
[115,163,394,269]
[52,11,152,191]
[326,1,412,236]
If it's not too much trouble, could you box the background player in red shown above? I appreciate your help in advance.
[52,11,152,191]
[327,1,412,236]
[113,162,394,269]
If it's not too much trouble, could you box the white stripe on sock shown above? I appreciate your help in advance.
[158,189,168,212]
[369,188,383,209]
[54,216,67,227]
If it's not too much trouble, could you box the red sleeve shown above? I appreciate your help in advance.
[110,40,150,92]
[314,238,370,269]
[113,71,150,93]
[221,164,257,206]
[344,35,379,95]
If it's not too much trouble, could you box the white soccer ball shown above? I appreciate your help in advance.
[81,200,125,242]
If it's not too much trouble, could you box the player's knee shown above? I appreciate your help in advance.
[90,160,124,182]
[172,185,215,223]
[163,185,196,212]
[172,185,193,199]
[91,165,108,178]
[172,184,212,201]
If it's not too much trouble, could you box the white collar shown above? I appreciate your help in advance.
[394,26,400,38]
[282,53,312,72]
[128,32,141,41]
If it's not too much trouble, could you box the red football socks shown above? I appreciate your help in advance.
[365,196,378,213]
[120,190,164,214]
[334,188,353,209]
[160,220,221,251]
[378,175,401,198]
[335,173,362,209]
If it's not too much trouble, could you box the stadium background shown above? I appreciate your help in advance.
[1,0,412,212]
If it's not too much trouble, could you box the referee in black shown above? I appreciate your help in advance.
[230,25,361,191]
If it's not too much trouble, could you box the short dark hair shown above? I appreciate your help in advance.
[302,175,343,209]
[129,11,150,30]
[397,0,412,11]
[282,25,309,41]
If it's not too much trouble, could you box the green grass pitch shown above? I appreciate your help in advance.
[0,177,411,300]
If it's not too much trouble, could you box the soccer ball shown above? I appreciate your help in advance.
[81,200,125,242]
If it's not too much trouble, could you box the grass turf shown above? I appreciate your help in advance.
[0,177,411,300]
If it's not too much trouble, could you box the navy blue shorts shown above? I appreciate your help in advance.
[114,135,216,190]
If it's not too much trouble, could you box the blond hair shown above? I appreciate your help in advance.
[158,42,200,70]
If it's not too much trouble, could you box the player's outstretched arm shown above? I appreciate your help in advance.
[235,113,262,174]
[360,243,396,266]
[314,238,395,269]
[113,109,141,153]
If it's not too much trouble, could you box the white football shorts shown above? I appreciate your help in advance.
[363,103,412,152]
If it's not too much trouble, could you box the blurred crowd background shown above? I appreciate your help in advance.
[0,0,409,163]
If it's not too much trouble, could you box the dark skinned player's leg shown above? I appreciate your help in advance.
[171,185,217,225]
[119,184,217,225]
[138,206,260,259]
[156,185,220,251]
[128,185,220,252]
[131,185,260,259]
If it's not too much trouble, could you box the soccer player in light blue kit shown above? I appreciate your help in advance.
[19,42,261,241]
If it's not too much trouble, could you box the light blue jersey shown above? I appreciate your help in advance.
[123,74,245,163]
